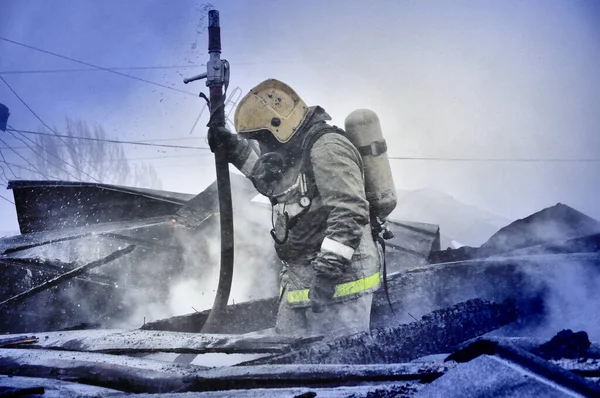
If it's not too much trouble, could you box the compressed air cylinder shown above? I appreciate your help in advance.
[344,109,397,219]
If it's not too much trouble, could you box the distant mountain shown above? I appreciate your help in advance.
[388,188,511,248]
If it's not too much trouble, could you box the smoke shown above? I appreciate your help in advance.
[112,204,280,328]
[511,254,600,341]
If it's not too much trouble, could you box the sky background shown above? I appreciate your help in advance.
[1,0,599,235]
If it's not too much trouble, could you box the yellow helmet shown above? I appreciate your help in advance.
[234,79,308,143]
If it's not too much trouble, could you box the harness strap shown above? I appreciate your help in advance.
[376,234,395,315]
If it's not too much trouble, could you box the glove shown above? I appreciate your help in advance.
[308,273,336,313]
[309,255,346,313]
[207,126,255,171]
[207,126,238,155]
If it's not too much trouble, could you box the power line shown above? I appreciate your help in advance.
[387,156,600,163]
[0,159,49,177]
[0,65,204,75]
[0,135,208,151]
[0,193,14,205]
[0,163,11,182]
[0,37,198,97]
[0,137,53,180]
[0,148,18,179]
[1,76,102,182]
[7,127,84,181]
[9,128,211,150]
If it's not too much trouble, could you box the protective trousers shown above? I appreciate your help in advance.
[275,284,373,337]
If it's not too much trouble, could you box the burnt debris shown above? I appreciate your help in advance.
[532,329,592,360]
[244,298,517,365]
[429,203,600,263]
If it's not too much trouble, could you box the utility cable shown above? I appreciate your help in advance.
[7,126,84,181]
[0,64,204,75]
[0,193,14,205]
[0,137,52,179]
[387,155,600,163]
[0,148,18,178]
[0,159,49,177]
[188,106,206,135]
[1,76,102,182]
[0,135,210,151]
[0,163,10,183]
[0,37,198,97]
[10,128,211,150]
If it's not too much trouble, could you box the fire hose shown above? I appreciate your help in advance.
[183,9,234,333]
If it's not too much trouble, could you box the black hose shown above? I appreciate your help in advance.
[200,10,235,333]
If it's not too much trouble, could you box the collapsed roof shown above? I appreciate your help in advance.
[0,178,599,396]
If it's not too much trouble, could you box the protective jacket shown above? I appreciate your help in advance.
[233,107,381,308]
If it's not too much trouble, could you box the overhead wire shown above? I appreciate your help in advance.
[0,76,102,182]
[0,159,50,177]
[0,37,198,97]
[387,155,600,163]
[0,147,18,179]
[0,193,14,205]
[0,136,52,179]
[9,128,211,150]
[0,135,209,151]
[0,64,204,75]
[5,39,596,165]
[6,125,85,181]
[0,163,11,183]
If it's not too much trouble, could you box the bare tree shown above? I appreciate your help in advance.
[32,118,163,189]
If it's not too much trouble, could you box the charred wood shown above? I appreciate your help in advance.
[245,299,517,365]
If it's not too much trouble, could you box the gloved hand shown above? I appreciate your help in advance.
[308,251,350,313]
[308,273,336,313]
[207,125,239,155]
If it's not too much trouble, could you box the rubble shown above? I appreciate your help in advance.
[0,329,321,355]
[442,335,600,397]
[531,329,592,360]
[1,178,599,396]
[346,383,420,398]
[429,203,600,263]
[0,375,123,398]
[244,299,516,365]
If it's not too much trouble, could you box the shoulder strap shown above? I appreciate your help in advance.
[300,124,344,198]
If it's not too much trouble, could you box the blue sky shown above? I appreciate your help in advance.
[1,0,599,234]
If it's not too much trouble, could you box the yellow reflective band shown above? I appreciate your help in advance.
[287,288,309,304]
[286,272,380,304]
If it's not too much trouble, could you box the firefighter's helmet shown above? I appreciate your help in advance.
[234,79,308,143]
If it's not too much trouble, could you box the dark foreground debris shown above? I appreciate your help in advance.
[532,329,591,360]
[1,300,599,397]
[345,383,419,398]
[443,335,600,398]
[245,298,517,365]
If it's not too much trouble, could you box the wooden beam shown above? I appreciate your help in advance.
[0,348,441,394]
[0,329,322,355]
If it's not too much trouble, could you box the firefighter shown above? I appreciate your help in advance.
[210,79,381,337]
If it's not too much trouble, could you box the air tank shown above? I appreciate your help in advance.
[344,109,397,219]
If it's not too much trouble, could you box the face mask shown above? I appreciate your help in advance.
[250,152,285,196]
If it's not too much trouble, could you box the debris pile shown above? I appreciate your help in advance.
[246,299,516,365]
[531,329,591,360]
[429,203,600,263]
[1,180,599,396]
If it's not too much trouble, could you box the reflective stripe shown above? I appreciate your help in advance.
[239,152,257,177]
[321,237,355,261]
[287,272,380,304]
